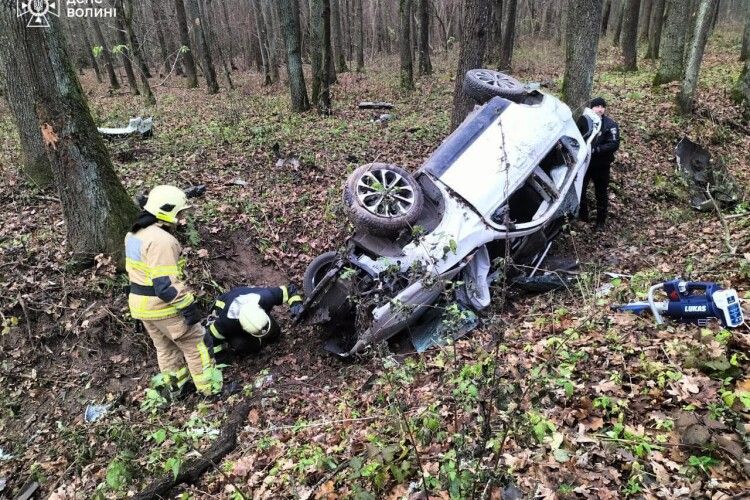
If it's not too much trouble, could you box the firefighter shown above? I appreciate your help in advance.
[580,97,621,230]
[125,185,222,397]
[206,285,303,360]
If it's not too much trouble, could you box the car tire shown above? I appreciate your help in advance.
[463,69,527,104]
[343,163,424,236]
[303,251,339,296]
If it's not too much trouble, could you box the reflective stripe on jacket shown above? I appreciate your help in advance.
[125,224,194,320]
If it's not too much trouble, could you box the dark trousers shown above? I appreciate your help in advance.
[579,162,611,224]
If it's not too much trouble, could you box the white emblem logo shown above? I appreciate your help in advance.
[17,0,60,28]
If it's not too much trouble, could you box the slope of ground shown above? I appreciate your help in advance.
[1,33,749,499]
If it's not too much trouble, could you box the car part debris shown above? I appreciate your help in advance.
[409,304,479,353]
[0,447,12,461]
[675,137,742,211]
[615,279,744,328]
[183,184,207,198]
[15,481,39,500]
[358,101,394,110]
[300,70,602,356]
[98,116,153,140]
[85,403,111,423]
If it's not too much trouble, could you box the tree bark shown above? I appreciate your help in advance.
[0,5,138,262]
[90,19,120,89]
[331,0,349,72]
[621,0,641,71]
[279,0,311,111]
[400,0,415,90]
[489,0,503,60]
[220,0,238,69]
[186,0,219,93]
[678,0,718,113]
[654,0,690,84]
[174,0,199,87]
[741,0,749,61]
[601,0,612,35]
[151,0,173,74]
[203,0,234,89]
[113,16,140,95]
[252,0,272,85]
[310,0,332,113]
[734,60,750,118]
[562,0,604,118]
[645,0,666,58]
[354,0,365,71]
[451,0,491,129]
[638,0,653,42]
[81,23,102,83]
[120,0,156,105]
[417,0,433,75]
[613,0,625,43]
[498,0,517,70]
[262,0,281,82]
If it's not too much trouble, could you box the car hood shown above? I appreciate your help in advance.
[422,95,572,221]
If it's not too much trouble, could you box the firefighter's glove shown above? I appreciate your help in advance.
[181,302,202,326]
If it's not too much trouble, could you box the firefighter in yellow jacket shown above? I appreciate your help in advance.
[125,185,222,397]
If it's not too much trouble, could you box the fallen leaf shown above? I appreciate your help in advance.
[41,123,59,150]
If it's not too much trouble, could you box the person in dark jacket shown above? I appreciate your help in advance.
[579,97,620,230]
[205,285,302,360]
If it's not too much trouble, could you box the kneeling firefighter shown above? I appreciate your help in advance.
[206,285,303,359]
[125,185,222,396]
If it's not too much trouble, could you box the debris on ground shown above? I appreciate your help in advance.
[358,101,394,110]
[675,137,743,211]
[98,116,153,140]
[84,403,111,423]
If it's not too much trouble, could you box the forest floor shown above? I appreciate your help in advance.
[2,32,750,499]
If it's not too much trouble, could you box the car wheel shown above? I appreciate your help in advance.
[463,69,526,104]
[343,163,424,236]
[303,251,339,296]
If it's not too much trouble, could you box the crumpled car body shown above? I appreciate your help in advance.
[300,90,602,356]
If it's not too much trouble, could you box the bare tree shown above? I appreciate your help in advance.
[621,0,641,71]
[151,0,173,74]
[354,0,365,71]
[400,0,415,90]
[645,0,666,58]
[451,0,491,129]
[654,0,690,84]
[734,59,750,118]
[252,0,273,84]
[499,0,517,70]
[0,7,137,261]
[563,0,604,117]
[90,19,120,89]
[678,0,719,113]
[602,0,613,35]
[186,0,220,93]
[80,23,102,83]
[113,16,140,95]
[638,0,653,42]
[418,0,433,75]
[331,0,349,72]
[119,0,156,105]
[174,0,199,87]
[279,0,311,111]
[311,0,333,113]
[741,0,749,61]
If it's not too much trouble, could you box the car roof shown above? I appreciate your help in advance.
[422,94,573,221]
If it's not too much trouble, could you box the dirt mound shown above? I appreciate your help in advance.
[210,232,290,288]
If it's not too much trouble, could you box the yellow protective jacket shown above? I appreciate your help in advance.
[125,224,195,320]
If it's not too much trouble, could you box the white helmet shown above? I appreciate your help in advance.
[238,302,270,337]
[144,185,189,224]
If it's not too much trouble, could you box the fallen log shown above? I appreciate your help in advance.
[134,395,256,500]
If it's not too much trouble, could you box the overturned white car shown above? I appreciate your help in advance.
[298,70,602,356]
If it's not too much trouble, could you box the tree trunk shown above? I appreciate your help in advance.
[220,0,238,70]
[114,16,140,95]
[645,0,666,58]
[678,0,718,113]
[601,0,612,35]
[498,0,517,70]
[81,23,102,83]
[613,1,625,43]
[279,0,311,111]
[203,0,234,89]
[451,0,491,129]
[120,0,156,105]
[186,0,219,93]
[489,0,503,60]
[621,0,641,71]
[354,0,365,71]
[417,0,433,75]
[741,0,749,61]
[734,60,750,118]
[123,10,152,79]
[151,0,172,74]
[331,0,349,72]
[174,0,199,87]
[262,0,281,82]
[638,0,653,42]
[0,6,138,262]
[311,0,332,113]
[654,0,690,84]
[400,0,415,90]
[252,0,272,84]
[90,19,120,89]
[562,0,604,118]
